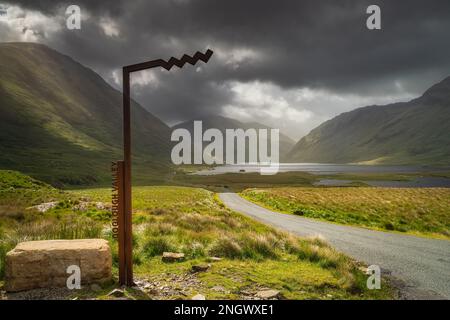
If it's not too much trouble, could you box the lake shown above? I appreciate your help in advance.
[192,163,450,188]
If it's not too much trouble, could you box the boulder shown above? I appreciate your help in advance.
[255,289,281,299]
[107,288,125,298]
[191,264,211,273]
[162,252,185,262]
[211,285,227,293]
[29,201,58,213]
[208,257,223,262]
[5,239,112,292]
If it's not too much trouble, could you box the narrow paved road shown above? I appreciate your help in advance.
[219,193,450,299]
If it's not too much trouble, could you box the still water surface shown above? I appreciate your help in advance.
[193,163,450,187]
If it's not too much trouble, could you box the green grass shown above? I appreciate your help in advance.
[68,185,393,299]
[170,169,450,193]
[0,170,394,299]
[0,170,67,206]
[241,187,450,239]
[171,171,317,192]
[134,256,390,300]
[0,170,105,278]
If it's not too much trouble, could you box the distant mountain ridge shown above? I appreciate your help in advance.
[288,77,450,165]
[0,42,172,185]
[173,115,295,161]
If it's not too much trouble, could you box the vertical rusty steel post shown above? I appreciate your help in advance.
[119,50,213,287]
[122,70,133,286]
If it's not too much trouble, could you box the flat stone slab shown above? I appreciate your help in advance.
[5,239,112,292]
[255,289,281,299]
[162,252,185,262]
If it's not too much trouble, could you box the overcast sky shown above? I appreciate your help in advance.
[1,0,450,139]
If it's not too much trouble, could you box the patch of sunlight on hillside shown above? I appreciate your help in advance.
[43,121,107,151]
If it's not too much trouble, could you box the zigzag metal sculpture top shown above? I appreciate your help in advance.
[124,49,214,73]
[118,48,213,286]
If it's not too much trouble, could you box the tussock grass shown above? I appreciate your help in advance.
[70,186,393,299]
[0,213,103,278]
[0,171,105,278]
[209,236,243,259]
[6,215,103,242]
[242,187,450,239]
[1,172,394,299]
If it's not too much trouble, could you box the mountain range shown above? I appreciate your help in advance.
[288,77,450,165]
[0,43,294,185]
[0,42,171,185]
[0,42,449,187]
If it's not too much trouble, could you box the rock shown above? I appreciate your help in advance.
[90,284,102,292]
[208,257,223,262]
[29,201,58,213]
[191,294,206,300]
[191,264,211,273]
[95,202,107,210]
[211,285,226,292]
[162,252,185,262]
[239,290,253,296]
[255,289,281,299]
[5,239,112,292]
[358,266,368,273]
[73,201,89,211]
[107,289,125,298]
[147,288,158,295]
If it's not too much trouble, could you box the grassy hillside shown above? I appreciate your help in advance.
[0,170,65,207]
[242,187,450,239]
[0,42,172,186]
[288,77,450,165]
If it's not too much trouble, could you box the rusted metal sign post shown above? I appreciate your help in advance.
[111,161,126,283]
[117,49,213,286]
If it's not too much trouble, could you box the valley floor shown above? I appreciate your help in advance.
[0,171,393,300]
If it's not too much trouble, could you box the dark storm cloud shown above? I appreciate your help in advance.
[4,0,450,131]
